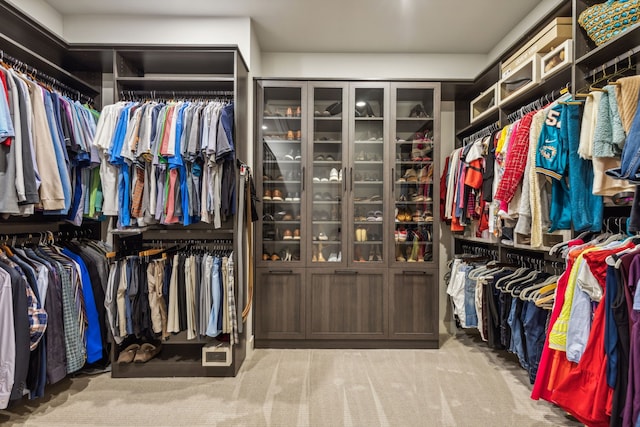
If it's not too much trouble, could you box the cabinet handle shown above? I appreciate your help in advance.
[403,271,427,276]
[343,167,347,193]
[269,269,294,274]
[391,168,395,193]
[302,166,305,191]
[335,270,357,275]
[350,168,353,192]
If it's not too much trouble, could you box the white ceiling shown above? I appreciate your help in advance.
[42,0,543,54]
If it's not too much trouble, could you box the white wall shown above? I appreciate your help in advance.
[5,0,64,36]
[488,0,566,65]
[260,53,487,80]
[62,15,254,71]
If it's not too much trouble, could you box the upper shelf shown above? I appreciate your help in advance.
[116,48,238,78]
[575,23,640,69]
[0,32,100,97]
[116,75,234,92]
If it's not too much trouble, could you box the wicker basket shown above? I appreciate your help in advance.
[578,0,640,45]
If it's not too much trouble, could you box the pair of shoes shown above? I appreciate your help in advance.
[117,343,162,363]
[396,208,412,222]
[318,232,329,241]
[283,229,293,240]
[403,168,418,183]
[285,192,301,201]
[318,252,326,262]
[284,150,301,160]
[394,228,407,242]
[355,227,367,242]
[263,189,272,200]
[409,103,429,118]
[271,189,284,201]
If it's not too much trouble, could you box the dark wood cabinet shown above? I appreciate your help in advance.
[389,269,438,342]
[255,80,440,348]
[255,268,306,340]
[307,269,386,339]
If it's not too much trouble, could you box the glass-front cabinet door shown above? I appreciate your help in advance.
[391,84,437,264]
[258,83,306,264]
[349,84,389,264]
[308,83,348,264]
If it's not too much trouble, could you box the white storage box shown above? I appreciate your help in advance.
[470,83,499,123]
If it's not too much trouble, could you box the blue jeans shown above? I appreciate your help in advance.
[464,272,478,328]
[523,301,548,384]
[509,299,529,371]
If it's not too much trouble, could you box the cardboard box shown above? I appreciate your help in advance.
[501,17,572,78]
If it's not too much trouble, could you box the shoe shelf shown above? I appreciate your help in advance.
[263,115,301,120]
[314,116,342,121]
[354,117,384,121]
[354,140,384,145]
[313,140,342,145]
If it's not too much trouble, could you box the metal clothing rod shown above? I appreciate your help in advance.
[506,83,570,123]
[120,90,234,101]
[462,121,500,146]
[0,228,95,243]
[141,238,233,244]
[0,49,95,103]
[584,45,640,80]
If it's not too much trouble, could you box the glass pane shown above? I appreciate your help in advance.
[394,88,434,262]
[261,86,303,263]
[311,87,343,263]
[352,87,384,263]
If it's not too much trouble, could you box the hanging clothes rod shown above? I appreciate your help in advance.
[462,121,500,146]
[506,83,570,123]
[120,89,235,100]
[584,45,640,80]
[141,238,233,244]
[0,228,95,243]
[0,49,95,104]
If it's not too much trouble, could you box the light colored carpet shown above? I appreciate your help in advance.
[1,334,581,426]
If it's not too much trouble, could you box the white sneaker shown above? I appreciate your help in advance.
[328,253,338,262]
[318,232,329,241]
[337,251,342,262]
[338,169,343,182]
[329,168,339,182]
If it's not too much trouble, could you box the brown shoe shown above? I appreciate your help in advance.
[271,189,284,201]
[263,189,272,200]
[287,130,294,140]
[133,343,162,363]
[295,130,302,140]
[293,229,300,240]
[283,229,293,240]
[117,344,140,364]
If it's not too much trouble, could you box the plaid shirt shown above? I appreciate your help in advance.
[25,284,47,351]
[494,111,536,203]
[225,256,239,345]
[56,260,87,373]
